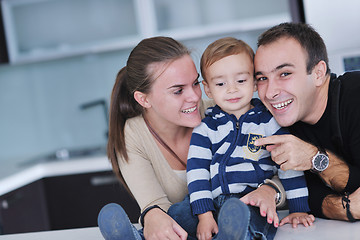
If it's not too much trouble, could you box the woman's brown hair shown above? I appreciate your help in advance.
[107,36,190,190]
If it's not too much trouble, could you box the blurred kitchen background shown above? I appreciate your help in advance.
[0,0,297,170]
[1,0,360,172]
[0,0,359,234]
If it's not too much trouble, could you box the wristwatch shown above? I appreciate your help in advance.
[311,149,329,173]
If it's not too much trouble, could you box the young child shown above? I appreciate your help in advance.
[186,37,314,240]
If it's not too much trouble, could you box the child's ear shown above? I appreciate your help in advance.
[202,80,213,99]
[253,81,258,92]
[134,91,151,108]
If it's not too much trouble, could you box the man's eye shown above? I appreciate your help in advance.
[281,72,291,77]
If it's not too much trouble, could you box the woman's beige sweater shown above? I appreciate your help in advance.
[118,100,214,214]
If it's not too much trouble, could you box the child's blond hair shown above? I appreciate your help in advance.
[200,37,254,82]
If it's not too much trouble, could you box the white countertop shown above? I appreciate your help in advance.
[0,156,112,196]
[0,211,359,240]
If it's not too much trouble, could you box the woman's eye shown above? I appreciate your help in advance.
[174,89,183,95]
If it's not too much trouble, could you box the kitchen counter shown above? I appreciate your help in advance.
[0,211,359,240]
[0,156,112,196]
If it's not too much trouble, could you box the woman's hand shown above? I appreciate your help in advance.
[143,208,187,240]
[197,211,218,240]
[280,212,315,228]
[240,185,279,227]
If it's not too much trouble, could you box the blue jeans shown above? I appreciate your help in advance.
[168,194,277,240]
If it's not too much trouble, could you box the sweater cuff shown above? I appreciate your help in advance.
[287,197,311,213]
[190,198,215,215]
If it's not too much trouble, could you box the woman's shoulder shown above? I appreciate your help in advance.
[200,98,216,118]
[124,115,149,140]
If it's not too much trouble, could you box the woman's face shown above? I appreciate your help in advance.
[145,55,202,128]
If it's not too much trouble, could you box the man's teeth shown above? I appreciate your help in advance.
[182,106,196,113]
[272,99,293,110]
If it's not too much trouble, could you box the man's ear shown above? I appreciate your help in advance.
[313,60,328,86]
[202,80,213,99]
[134,91,151,108]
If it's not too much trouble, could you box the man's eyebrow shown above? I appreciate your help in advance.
[255,63,295,76]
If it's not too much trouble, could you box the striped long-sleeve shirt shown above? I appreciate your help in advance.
[187,98,310,215]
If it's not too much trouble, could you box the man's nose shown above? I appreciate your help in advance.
[265,79,280,99]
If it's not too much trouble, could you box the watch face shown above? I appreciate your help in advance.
[314,153,329,171]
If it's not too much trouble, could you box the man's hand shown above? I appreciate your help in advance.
[241,185,279,227]
[197,211,218,240]
[254,134,317,171]
[280,212,315,228]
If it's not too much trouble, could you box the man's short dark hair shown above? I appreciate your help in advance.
[257,22,330,75]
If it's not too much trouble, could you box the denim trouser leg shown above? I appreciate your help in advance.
[247,205,277,240]
[214,195,277,240]
[167,195,199,240]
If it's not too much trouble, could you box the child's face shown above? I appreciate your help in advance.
[203,53,256,118]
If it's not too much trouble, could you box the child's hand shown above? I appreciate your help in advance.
[197,211,218,240]
[280,212,315,228]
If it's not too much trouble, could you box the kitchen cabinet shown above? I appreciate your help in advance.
[0,171,140,235]
[0,5,9,63]
[1,0,294,64]
[0,180,49,234]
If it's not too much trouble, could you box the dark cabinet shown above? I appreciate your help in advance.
[0,180,49,234]
[0,171,140,235]
[0,4,9,63]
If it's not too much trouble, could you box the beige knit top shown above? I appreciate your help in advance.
[118,99,215,213]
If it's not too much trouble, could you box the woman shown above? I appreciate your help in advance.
[97,36,283,240]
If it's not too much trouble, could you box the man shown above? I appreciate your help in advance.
[253,22,360,221]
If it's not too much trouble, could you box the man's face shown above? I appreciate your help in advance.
[254,37,318,127]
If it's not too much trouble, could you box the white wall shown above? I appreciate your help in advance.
[303,0,360,74]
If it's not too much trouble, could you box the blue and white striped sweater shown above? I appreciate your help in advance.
[187,98,310,215]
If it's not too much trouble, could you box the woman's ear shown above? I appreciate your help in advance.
[134,91,151,108]
[313,60,327,86]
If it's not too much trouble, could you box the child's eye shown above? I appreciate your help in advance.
[216,83,224,86]
[237,80,246,83]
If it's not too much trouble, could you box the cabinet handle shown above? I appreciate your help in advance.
[90,175,118,186]
[1,200,8,209]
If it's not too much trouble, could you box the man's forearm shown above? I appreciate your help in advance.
[322,194,347,220]
[319,151,349,192]
[322,189,360,221]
